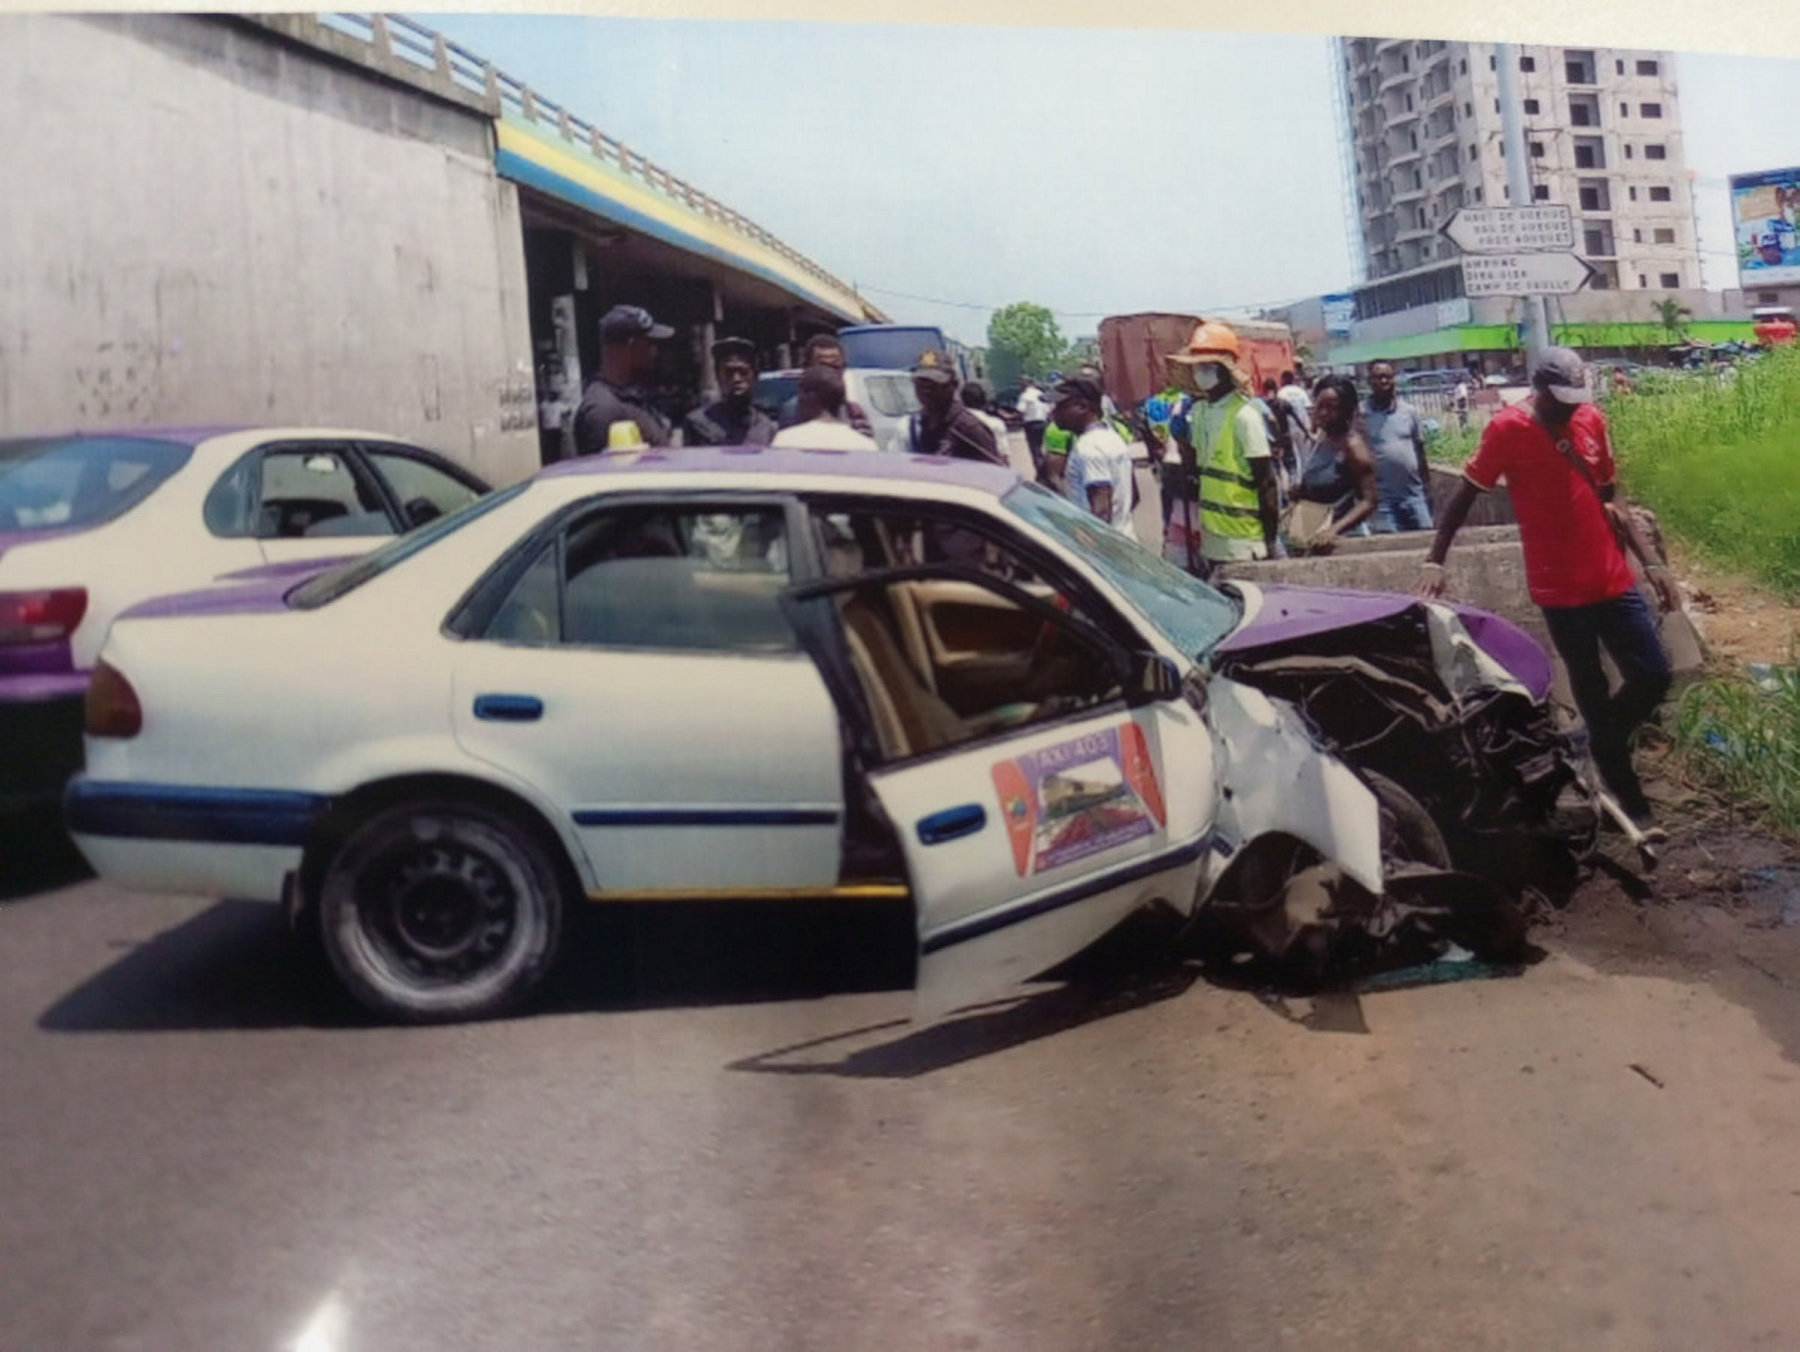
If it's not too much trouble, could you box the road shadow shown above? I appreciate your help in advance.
[38,897,919,1034]
[730,911,1205,1079]
[39,900,357,1032]
[0,810,94,902]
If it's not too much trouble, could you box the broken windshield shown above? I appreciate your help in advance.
[1001,481,1240,660]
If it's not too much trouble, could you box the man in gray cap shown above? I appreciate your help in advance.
[573,304,674,454]
[1419,346,1679,843]
[680,337,776,447]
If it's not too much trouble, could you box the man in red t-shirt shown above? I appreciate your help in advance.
[1417,348,1679,837]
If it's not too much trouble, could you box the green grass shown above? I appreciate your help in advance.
[1670,662,1800,835]
[1604,350,1800,597]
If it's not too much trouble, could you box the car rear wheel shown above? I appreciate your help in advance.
[319,800,566,1023]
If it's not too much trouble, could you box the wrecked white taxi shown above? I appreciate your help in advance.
[67,448,1566,1023]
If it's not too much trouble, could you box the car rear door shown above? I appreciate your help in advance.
[450,494,847,894]
[783,563,1215,1016]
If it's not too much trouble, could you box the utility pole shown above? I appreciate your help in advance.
[1494,42,1551,365]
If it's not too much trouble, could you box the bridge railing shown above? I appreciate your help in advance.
[315,12,869,310]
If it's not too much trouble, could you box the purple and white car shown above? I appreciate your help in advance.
[0,428,489,815]
[66,447,1570,1022]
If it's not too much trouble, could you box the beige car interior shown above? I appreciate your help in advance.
[816,512,1115,762]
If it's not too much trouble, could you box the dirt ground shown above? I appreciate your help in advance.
[1673,544,1800,667]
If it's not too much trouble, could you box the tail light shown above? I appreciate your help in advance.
[0,588,88,645]
[85,660,142,739]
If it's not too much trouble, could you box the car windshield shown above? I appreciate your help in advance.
[287,480,527,609]
[1001,482,1240,658]
[0,436,193,532]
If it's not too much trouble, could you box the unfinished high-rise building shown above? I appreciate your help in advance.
[1337,38,1702,305]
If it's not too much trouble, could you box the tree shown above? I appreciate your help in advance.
[1651,297,1692,343]
[986,302,1067,392]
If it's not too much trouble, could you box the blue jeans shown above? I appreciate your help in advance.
[1375,489,1434,533]
[1541,590,1672,822]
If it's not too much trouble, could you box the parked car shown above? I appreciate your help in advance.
[753,368,921,453]
[67,448,1568,1023]
[0,428,489,816]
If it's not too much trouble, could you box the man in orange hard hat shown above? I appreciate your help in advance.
[1165,320,1281,574]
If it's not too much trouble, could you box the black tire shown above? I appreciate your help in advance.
[318,799,566,1023]
[1362,770,1452,873]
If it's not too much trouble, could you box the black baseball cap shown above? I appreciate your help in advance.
[1053,374,1104,407]
[710,336,757,363]
[600,304,675,343]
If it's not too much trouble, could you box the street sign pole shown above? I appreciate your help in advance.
[1495,42,1550,366]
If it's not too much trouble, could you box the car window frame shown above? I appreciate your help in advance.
[796,491,1146,655]
[204,438,399,541]
[448,489,818,657]
[356,440,489,529]
[781,561,1137,773]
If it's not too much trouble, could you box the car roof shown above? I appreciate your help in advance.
[539,445,1020,494]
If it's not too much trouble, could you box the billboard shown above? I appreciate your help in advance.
[1321,293,1356,336]
[1730,167,1800,287]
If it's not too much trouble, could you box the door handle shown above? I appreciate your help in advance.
[917,803,986,846]
[473,694,544,722]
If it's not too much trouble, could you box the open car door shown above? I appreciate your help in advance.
[783,564,1217,1016]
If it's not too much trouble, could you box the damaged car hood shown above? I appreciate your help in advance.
[1217,582,1552,702]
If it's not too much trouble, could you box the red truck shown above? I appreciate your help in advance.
[1097,313,1298,408]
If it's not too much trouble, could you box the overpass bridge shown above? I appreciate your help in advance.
[0,12,885,482]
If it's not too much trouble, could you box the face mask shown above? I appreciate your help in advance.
[1195,364,1227,393]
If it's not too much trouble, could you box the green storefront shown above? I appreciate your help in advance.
[1326,319,1758,371]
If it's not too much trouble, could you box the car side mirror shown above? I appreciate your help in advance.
[1130,652,1184,704]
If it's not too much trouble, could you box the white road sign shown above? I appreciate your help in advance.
[1461,252,1596,297]
[1441,206,1576,254]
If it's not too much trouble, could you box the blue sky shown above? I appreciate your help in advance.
[418,15,1800,346]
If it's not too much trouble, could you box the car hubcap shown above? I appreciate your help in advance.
[369,844,517,982]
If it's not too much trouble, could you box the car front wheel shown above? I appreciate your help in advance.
[319,800,566,1023]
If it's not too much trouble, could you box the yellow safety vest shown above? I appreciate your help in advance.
[1194,393,1263,542]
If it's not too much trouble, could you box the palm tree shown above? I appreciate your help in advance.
[1652,297,1692,343]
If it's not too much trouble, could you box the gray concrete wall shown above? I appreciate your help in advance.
[1216,520,1705,702]
[0,14,539,485]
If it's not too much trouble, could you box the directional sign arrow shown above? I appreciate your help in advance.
[1441,205,1576,254]
[1460,251,1597,298]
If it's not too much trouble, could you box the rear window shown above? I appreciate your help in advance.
[287,480,526,609]
[858,373,921,419]
[0,436,193,531]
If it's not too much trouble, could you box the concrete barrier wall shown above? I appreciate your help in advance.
[1216,521,1705,701]
[0,14,540,485]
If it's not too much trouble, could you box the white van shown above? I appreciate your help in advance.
[753,368,921,455]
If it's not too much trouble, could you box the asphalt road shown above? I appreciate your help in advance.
[8,832,1800,1351]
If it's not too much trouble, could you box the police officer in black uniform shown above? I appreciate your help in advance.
[573,305,674,454]
[680,337,777,447]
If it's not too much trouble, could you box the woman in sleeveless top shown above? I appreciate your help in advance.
[1287,375,1378,555]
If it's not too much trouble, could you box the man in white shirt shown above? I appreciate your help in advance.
[770,365,878,451]
[1016,378,1050,477]
[960,382,1013,462]
[1051,374,1136,535]
[1276,369,1312,437]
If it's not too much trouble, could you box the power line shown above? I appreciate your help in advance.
[857,282,1335,326]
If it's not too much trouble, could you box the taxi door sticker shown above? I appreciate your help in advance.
[991,723,1165,877]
